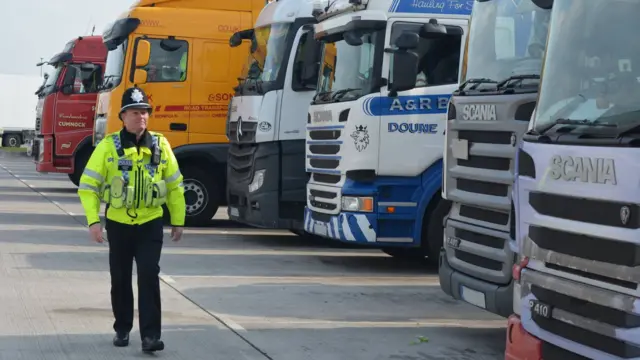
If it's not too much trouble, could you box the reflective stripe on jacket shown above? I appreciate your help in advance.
[77,130,186,226]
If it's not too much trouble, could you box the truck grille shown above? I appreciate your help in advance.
[228,143,257,182]
[522,269,640,358]
[306,125,344,214]
[35,117,41,134]
[522,191,640,358]
[444,119,528,284]
[228,120,257,144]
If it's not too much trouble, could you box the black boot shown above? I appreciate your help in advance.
[113,332,129,347]
[141,337,164,353]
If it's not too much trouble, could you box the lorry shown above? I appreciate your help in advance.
[302,0,471,263]
[225,0,321,232]
[93,0,266,226]
[438,0,551,318]
[507,0,640,358]
[0,74,39,149]
[33,36,107,186]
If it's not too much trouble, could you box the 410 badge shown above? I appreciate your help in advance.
[529,299,553,318]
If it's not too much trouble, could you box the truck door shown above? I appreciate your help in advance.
[188,39,237,144]
[378,17,468,176]
[132,36,191,148]
[53,63,102,157]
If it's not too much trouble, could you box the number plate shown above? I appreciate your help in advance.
[451,139,469,160]
[460,286,486,309]
[229,207,239,217]
[446,236,461,249]
[314,222,328,236]
[529,299,553,319]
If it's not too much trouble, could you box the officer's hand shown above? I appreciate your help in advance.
[89,223,104,243]
[171,227,183,242]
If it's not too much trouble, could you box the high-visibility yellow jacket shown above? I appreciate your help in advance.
[77,129,185,227]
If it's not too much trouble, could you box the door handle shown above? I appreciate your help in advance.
[170,123,187,131]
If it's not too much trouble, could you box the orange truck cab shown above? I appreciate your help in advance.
[93,0,266,226]
[34,36,107,186]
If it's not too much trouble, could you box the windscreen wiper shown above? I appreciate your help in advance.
[496,74,540,89]
[313,91,332,102]
[534,118,616,136]
[331,88,361,102]
[457,78,497,91]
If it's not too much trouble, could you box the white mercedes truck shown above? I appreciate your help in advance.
[303,0,471,263]
[226,0,322,232]
[507,0,640,358]
[439,0,551,318]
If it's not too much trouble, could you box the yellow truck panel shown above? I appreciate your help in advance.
[93,0,265,225]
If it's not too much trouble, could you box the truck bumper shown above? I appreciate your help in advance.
[506,315,542,360]
[226,141,306,231]
[33,138,72,174]
[438,249,513,318]
[505,315,585,359]
[303,207,383,244]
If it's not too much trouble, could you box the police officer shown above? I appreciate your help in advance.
[77,86,185,353]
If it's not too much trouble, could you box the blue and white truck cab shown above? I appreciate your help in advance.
[303,0,472,262]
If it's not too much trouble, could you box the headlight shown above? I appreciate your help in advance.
[249,169,265,192]
[341,196,373,212]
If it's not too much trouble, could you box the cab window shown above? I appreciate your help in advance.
[390,22,463,87]
[142,38,189,83]
[68,63,102,94]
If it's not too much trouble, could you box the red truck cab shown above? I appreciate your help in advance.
[34,35,107,186]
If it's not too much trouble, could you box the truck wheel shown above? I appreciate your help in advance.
[68,148,91,187]
[423,197,452,265]
[182,165,219,226]
[3,134,21,148]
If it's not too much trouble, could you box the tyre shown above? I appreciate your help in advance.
[3,134,21,148]
[182,165,219,226]
[423,198,452,265]
[68,148,92,187]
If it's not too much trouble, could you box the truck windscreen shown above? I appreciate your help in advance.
[240,23,291,83]
[532,0,640,136]
[314,28,384,104]
[102,40,128,90]
[461,0,549,93]
[39,65,63,97]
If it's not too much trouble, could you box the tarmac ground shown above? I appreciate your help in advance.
[0,151,506,360]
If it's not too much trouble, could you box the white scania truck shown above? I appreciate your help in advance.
[439,0,551,318]
[507,0,640,359]
[303,0,471,262]
[226,0,322,232]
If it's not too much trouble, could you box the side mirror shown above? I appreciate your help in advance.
[133,69,148,85]
[61,84,73,95]
[229,33,242,47]
[60,66,77,95]
[394,32,420,50]
[389,51,418,95]
[229,28,254,48]
[531,0,553,9]
[344,31,363,46]
[301,36,321,88]
[135,40,151,67]
[160,38,183,52]
[420,19,448,39]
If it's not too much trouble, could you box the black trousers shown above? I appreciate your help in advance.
[106,217,163,340]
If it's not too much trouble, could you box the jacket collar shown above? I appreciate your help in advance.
[119,128,153,149]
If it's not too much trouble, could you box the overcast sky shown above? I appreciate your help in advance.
[3,0,135,78]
